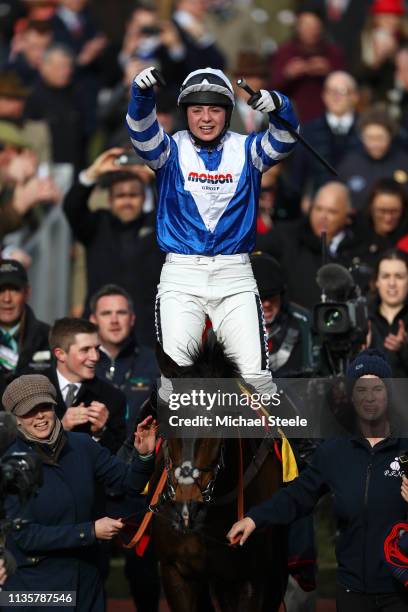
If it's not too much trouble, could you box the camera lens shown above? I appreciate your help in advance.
[324,308,343,328]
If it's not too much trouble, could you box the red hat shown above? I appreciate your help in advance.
[370,0,405,15]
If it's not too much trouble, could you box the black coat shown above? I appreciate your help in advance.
[63,182,165,347]
[43,366,127,454]
[172,19,225,76]
[247,436,408,594]
[257,218,366,310]
[338,145,408,212]
[23,78,85,170]
[0,305,50,401]
[96,336,159,435]
[290,114,360,196]
[369,301,408,378]
[4,432,154,611]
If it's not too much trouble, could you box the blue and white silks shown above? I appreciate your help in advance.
[126,84,299,256]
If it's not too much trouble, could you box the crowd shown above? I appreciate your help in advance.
[1,0,408,610]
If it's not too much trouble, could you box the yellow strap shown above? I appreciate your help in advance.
[237,382,299,482]
[278,428,298,482]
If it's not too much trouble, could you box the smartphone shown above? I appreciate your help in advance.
[140,25,161,36]
[116,153,141,166]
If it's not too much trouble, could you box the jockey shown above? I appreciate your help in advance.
[126,66,299,399]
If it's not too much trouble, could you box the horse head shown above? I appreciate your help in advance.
[156,338,240,532]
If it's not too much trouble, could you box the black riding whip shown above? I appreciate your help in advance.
[236,77,338,177]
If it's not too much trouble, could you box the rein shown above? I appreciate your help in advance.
[122,434,277,553]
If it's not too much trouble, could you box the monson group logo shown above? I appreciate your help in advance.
[188,172,233,185]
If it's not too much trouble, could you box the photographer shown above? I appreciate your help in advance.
[369,249,408,377]
[2,374,156,611]
[62,148,164,347]
[228,349,408,612]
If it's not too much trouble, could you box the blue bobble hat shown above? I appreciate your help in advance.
[346,348,392,395]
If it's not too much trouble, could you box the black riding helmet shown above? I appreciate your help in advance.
[177,68,235,147]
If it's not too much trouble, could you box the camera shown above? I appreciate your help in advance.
[0,413,43,578]
[139,25,161,36]
[115,153,141,166]
[314,297,368,338]
[313,263,369,375]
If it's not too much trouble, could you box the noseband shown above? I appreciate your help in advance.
[162,439,225,504]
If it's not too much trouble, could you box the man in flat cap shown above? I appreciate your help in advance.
[0,260,51,400]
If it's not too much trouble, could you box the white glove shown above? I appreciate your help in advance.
[135,66,158,90]
[249,89,281,113]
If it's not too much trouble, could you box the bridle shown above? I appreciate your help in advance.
[160,438,225,505]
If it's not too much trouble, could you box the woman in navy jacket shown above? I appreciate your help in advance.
[228,349,408,611]
[2,374,156,612]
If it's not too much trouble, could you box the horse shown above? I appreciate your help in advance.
[145,339,289,612]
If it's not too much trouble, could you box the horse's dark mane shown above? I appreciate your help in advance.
[156,336,241,379]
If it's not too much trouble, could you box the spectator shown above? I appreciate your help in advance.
[369,249,408,377]
[386,46,408,134]
[0,72,51,163]
[99,57,182,150]
[51,0,107,64]
[230,51,269,135]
[0,122,58,238]
[338,107,408,211]
[0,259,51,398]
[250,252,314,377]
[205,1,268,74]
[7,19,53,86]
[361,178,408,266]
[50,0,109,137]
[310,0,373,70]
[89,283,160,612]
[119,4,187,100]
[3,373,156,610]
[0,1,26,65]
[290,70,360,203]
[228,349,408,612]
[260,182,365,310]
[270,0,345,123]
[0,71,29,124]
[252,253,317,609]
[357,0,407,104]
[255,161,301,231]
[172,0,225,74]
[45,317,127,453]
[23,44,86,172]
[89,284,159,435]
[63,148,164,347]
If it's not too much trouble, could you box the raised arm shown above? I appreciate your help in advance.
[126,66,171,171]
[248,90,299,173]
[63,147,125,244]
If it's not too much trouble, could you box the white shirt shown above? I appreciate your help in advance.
[326,112,354,134]
[56,370,82,403]
[329,230,346,256]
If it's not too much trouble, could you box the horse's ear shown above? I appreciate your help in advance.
[156,342,183,378]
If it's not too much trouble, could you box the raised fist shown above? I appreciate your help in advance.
[135,66,158,90]
[248,90,282,114]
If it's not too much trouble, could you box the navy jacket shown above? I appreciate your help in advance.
[247,436,408,594]
[290,114,360,196]
[96,336,159,435]
[4,432,154,611]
